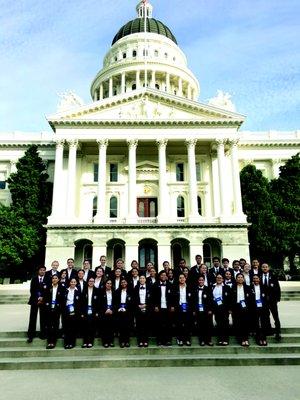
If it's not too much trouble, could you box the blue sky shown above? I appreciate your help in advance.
[0,0,299,132]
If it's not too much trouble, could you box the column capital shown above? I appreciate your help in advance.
[156,138,168,147]
[67,139,79,148]
[96,138,108,148]
[127,139,138,149]
[54,138,65,147]
[227,138,240,147]
[185,138,197,147]
[215,138,226,147]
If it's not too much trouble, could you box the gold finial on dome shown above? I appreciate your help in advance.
[136,0,153,19]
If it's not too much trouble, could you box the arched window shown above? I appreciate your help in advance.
[132,83,137,90]
[154,50,159,57]
[177,196,185,217]
[155,83,160,90]
[197,196,202,216]
[132,50,137,57]
[110,196,118,218]
[123,52,127,59]
[93,196,97,218]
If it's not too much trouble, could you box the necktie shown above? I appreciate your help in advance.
[161,283,166,286]
[39,278,42,283]
[140,286,145,290]
[264,275,268,286]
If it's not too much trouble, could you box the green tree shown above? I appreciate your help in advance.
[6,145,53,276]
[240,165,278,265]
[271,153,300,273]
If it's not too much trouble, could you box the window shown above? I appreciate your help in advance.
[0,172,6,189]
[0,181,5,189]
[93,196,97,217]
[196,162,201,181]
[164,52,168,58]
[132,83,137,90]
[177,196,185,217]
[155,83,160,90]
[176,163,184,181]
[143,49,148,56]
[154,50,159,57]
[123,52,127,59]
[110,163,118,182]
[110,196,118,218]
[114,56,118,62]
[93,163,98,182]
[132,50,137,57]
[197,196,202,215]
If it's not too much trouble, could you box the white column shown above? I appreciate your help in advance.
[178,77,183,96]
[156,139,169,223]
[109,77,113,97]
[230,139,246,218]
[151,70,156,89]
[187,84,192,100]
[100,84,103,100]
[216,139,227,218]
[121,72,126,94]
[66,139,78,220]
[125,244,139,271]
[127,139,138,222]
[92,244,107,268]
[189,243,204,266]
[157,244,171,271]
[94,139,108,223]
[93,91,97,102]
[136,70,140,90]
[10,160,17,174]
[186,138,199,222]
[49,139,65,220]
[166,73,170,92]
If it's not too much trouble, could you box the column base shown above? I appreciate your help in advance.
[126,216,138,224]
[188,215,202,223]
[93,215,107,224]
[157,216,170,224]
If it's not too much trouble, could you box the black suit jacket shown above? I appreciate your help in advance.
[133,284,152,311]
[211,284,232,311]
[62,287,81,316]
[80,287,100,316]
[249,283,268,310]
[60,268,78,283]
[114,288,133,313]
[43,285,65,312]
[231,283,252,310]
[45,270,61,285]
[208,267,225,285]
[262,272,281,303]
[151,282,175,309]
[99,289,116,314]
[28,276,48,305]
[191,285,213,313]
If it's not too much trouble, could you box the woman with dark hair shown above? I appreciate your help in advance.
[212,273,232,346]
[94,267,105,290]
[231,273,251,346]
[250,274,269,346]
[44,275,64,349]
[100,279,115,348]
[133,275,151,347]
[63,278,81,349]
[115,278,133,348]
[173,273,193,346]
[80,277,100,348]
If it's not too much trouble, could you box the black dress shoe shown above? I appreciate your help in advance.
[275,334,282,342]
[27,338,33,343]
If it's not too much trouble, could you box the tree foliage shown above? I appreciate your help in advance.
[240,153,300,270]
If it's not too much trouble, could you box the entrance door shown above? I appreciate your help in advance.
[137,198,157,217]
[138,240,158,270]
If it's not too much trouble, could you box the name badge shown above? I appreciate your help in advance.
[240,300,246,308]
[256,299,263,308]
[87,305,93,315]
[180,303,188,312]
[120,303,127,311]
[107,305,113,310]
[215,297,223,306]
[37,292,41,298]
[51,300,56,309]
[68,304,75,314]
[198,304,204,312]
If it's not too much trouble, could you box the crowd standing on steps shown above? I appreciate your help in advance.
[27,255,282,350]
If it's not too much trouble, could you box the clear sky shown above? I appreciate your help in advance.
[0,0,299,133]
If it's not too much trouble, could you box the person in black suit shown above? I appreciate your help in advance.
[231,273,251,346]
[44,275,64,349]
[212,273,232,346]
[82,260,95,282]
[192,275,214,346]
[250,259,262,279]
[261,263,282,341]
[208,257,224,285]
[146,267,157,287]
[174,258,189,281]
[94,267,105,290]
[222,258,234,276]
[173,273,193,346]
[250,274,269,346]
[97,255,112,280]
[62,278,81,349]
[44,260,61,285]
[224,270,235,288]
[111,267,122,291]
[99,279,115,348]
[232,260,242,280]
[189,255,203,286]
[151,270,175,346]
[80,276,100,348]
[61,258,78,284]
[114,258,128,280]
[115,279,133,347]
[76,269,87,295]
[127,267,140,291]
[27,266,48,343]
[133,275,152,347]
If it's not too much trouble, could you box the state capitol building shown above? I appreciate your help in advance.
[0,1,299,270]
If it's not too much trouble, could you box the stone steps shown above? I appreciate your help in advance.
[0,331,300,369]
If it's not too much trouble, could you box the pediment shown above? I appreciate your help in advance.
[47,89,245,128]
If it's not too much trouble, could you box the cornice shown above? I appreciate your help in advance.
[46,223,250,230]
[0,142,55,148]
[239,141,300,148]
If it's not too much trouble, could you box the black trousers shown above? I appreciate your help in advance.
[64,313,78,347]
[46,309,60,345]
[268,301,281,335]
[176,311,191,342]
[214,306,229,342]
[116,311,131,344]
[136,310,149,343]
[233,306,249,343]
[82,315,97,345]
[253,306,269,342]
[155,309,172,345]
[196,311,213,343]
[27,304,47,339]
[101,313,115,345]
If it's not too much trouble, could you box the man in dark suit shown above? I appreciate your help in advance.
[174,258,189,281]
[61,258,77,284]
[133,275,152,347]
[261,263,282,341]
[45,260,61,285]
[208,256,224,284]
[189,254,203,286]
[82,260,95,282]
[151,270,175,346]
[27,266,48,342]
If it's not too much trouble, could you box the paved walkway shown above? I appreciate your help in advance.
[0,366,299,400]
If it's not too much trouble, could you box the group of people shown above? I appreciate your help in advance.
[27,255,281,350]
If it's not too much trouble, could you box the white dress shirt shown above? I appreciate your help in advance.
[106,290,112,306]
[179,285,187,305]
[67,288,75,306]
[254,284,261,300]
[132,277,138,288]
[51,286,58,308]
[160,285,167,309]
[139,286,146,304]
[237,285,245,303]
[88,287,93,306]
[213,284,223,300]
[115,278,120,290]
[121,289,127,304]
